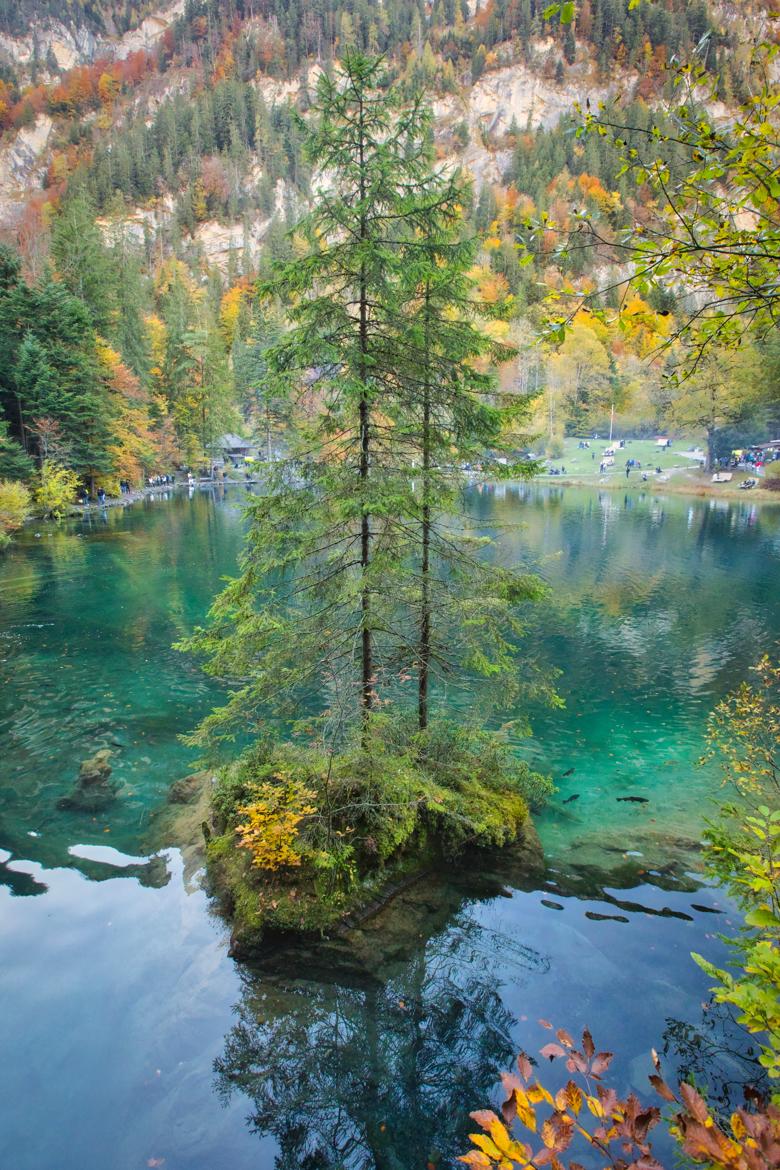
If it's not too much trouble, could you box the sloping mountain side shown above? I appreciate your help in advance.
[0,0,778,509]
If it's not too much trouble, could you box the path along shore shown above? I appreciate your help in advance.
[69,467,780,516]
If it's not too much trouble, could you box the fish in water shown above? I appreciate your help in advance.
[562,794,580,805]
[561,767,574,777]
[616,796,649,803]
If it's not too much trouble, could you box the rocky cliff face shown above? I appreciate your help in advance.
[0,0,183,79]
[0,5,633,266]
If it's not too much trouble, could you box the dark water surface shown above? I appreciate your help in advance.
[1,485,778,1169]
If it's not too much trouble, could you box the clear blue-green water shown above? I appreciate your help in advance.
[1,484,778,1169]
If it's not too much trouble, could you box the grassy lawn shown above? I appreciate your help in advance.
[536,437,703,481]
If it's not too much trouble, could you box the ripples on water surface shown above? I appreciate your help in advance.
[1,485,778,1169]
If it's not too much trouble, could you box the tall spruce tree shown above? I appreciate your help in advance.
[394,177,548,731]
[183,55,553,758]
[182,53,435,746]
[51,193,116,335]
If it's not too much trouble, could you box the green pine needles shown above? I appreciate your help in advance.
[179,54,557,942]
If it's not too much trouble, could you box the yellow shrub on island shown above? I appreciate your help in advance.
[235,778,317,871]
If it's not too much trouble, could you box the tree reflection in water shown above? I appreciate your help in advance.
[215,880,549,1170]
[662,1002,769,1118]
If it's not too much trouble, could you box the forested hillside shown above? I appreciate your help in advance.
[0,0,158,37]
[0,0,778,525]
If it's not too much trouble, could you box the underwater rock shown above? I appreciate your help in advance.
[141,771,214,891]
[168,773,205,805]
[57,749,118,812]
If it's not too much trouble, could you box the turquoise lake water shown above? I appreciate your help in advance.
[1,484,778,1169]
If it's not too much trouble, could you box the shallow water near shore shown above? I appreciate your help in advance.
[1,483,778,1169]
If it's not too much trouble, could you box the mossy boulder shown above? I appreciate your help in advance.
[58,749,118,812]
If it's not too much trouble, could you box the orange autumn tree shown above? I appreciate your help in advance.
[97,341,165,487]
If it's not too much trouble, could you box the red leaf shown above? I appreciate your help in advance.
[680,1120,725,1162]
[598,1086,619,1116]
[539,1018,553,1029]
[470,1109,500,1131]
[649,1074,676,1103]
[541,1043,567,1061]
[591,1052,614,1078]
[582,1029,595,1059]
[517,1053,533,1082]
[556,1028,574,1048]
[679,1083,709,1124]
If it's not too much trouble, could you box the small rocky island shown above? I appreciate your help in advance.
[161,731,551,959]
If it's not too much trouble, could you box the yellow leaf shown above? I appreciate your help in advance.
[529,1083,555,1107]
[513,1089,537,1132]
[469,1133,503,1160]
[565,1082,583,1115]
[489,1119,530,1163]
[541,1120,558,1149]
[585,1095,604,1118]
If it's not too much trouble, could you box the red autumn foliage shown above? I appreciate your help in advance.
[461,1028,780,1170]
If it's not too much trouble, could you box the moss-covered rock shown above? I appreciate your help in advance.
[57,748,118,812]
[202,722,552,954]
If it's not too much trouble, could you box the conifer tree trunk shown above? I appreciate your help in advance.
[357,91,373,739]
[419,282,432,731]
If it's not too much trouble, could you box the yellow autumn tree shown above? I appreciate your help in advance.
[546,317,613,434]
[219,283,248,348]
[97,340,163,487]
[97,72,120,106]
[145,313,167,392]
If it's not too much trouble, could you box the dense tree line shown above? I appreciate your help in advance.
[0,189,245,491]
[0,0,722,94]
[165,0,717,79]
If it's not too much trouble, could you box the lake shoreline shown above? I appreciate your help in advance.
[528,470,780,502]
